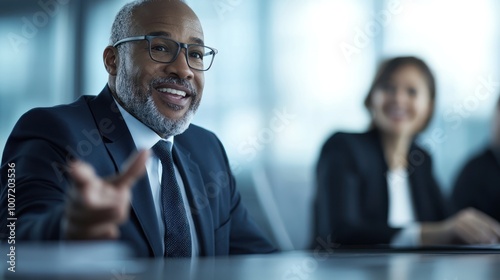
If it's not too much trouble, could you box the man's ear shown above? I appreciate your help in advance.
[103,46,119,76]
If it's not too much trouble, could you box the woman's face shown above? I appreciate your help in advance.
[370,64,433,137]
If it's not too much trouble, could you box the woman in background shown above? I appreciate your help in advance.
[313,56,500,247]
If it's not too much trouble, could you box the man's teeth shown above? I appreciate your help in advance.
[157,88,187,97]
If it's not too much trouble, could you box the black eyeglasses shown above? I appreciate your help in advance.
[113,35,218,71]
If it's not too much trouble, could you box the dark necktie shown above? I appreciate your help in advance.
[152,140,192,258]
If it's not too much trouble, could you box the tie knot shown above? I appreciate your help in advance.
[152,140,173,162]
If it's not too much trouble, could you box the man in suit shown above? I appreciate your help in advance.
[0,0,275,258]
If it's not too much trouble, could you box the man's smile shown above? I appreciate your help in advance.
[154,83,193,108]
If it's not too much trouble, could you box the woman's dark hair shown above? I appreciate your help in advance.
[364,56,437,132]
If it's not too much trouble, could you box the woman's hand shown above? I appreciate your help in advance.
[421,208,500,245]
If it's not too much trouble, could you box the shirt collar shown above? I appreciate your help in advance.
[113,97,174,151]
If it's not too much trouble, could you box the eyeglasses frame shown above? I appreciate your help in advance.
[112,35,218,71]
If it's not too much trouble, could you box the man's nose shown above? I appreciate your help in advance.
[165,48,194,80]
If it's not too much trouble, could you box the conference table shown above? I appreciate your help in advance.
[3,243,500,279]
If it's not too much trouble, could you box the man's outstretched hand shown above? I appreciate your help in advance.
[64,150,150,240]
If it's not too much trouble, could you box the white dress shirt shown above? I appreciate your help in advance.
[387,168,421,247]
[115,99,199,256]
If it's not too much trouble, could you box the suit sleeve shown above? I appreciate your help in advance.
[314,134,400,246]
[0,109,71,241]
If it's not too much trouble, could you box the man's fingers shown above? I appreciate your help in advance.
[68,149,149,191]
[113,149,150,189]
[66,221,120,240]
[67,203,129,225]
[64,154,145,240]
[68,160,100,189]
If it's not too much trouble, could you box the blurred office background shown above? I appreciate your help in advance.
[1,0,499,250]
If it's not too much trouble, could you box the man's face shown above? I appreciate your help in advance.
[114,1,205,137]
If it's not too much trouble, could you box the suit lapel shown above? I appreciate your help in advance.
[172,142,215,256]
[359,130,390,221]
[88,87,163,257]
[408,146,428,221]
[109,139,163,257]
[372,133,390,223]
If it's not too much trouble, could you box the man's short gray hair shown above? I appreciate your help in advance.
[109,0,186,46]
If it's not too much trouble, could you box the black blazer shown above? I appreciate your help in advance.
[313,129,447,245]
[451,148,500,221]
[0,86,276,257]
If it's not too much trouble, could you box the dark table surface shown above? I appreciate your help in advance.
[3,242,500,280]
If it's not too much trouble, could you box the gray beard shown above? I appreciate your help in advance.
[114,65,200,138]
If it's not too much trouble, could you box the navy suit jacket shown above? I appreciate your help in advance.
[313,129,447,246]
[451,148,500,221]
[0,86,275,257]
